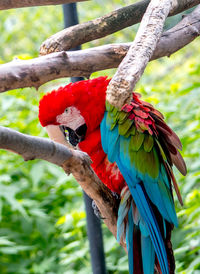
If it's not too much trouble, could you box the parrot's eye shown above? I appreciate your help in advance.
[65,108,68,113]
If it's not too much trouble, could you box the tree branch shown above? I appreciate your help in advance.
[153,5,200,59]
[0,0,88,10]
[40,0,199,54]
[0,5,199,93]
[0,126,120,239]
[106,0,174,108]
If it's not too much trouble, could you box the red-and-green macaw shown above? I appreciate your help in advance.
[38,77,186,274]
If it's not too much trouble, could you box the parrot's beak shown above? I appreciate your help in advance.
[45,124,87,148]
[45,125,71,147]
[60,124,87,146]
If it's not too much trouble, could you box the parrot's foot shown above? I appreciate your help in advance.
[92,200,104,219]
[92,191,120,219]
[111,191,120,200]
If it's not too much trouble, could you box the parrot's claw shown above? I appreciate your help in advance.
[111,191,120,200]
[92,200,105,219]
[72,150,92,165]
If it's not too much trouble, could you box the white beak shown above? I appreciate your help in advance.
[45,125,72,148]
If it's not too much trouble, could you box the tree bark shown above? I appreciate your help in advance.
[153,5,200,59]
[106,0,173,108]
[0,126,120,240]
[40,0,199,54]
[0,0,88,10]
[0,5,199,93]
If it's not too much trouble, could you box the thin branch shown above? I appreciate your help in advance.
[106,0,174,108]
[40,0,199,54]
[0,6,199,93]
[0,0,88,10]
[0,126,120,239]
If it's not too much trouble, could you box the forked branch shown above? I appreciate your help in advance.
[0,5,199,93]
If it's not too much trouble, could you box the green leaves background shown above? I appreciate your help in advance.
[0,1,199,273]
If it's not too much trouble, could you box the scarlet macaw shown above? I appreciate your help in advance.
[38,77,186,274]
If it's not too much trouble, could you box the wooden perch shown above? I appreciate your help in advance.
[0,0,88,10]
[106,0,177,108]
[0,5,199,93]
[40,0,200,54]
[0,126,119,238]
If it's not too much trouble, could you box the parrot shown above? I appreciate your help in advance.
[38,77,186,274]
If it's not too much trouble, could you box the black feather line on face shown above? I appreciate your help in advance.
[60,124,87,147]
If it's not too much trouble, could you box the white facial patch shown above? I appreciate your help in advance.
[56,106,86,130]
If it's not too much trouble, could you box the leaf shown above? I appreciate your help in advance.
[30,162,44,189]
[56,215,66,226]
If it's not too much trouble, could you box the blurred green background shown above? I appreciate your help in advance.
[0,0,200,273]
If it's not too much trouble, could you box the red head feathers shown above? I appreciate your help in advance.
[39,77,110,133]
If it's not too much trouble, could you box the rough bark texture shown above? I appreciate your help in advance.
[62,156,120,238]
[0,126,120,239]
[153,4,200,59]
[40,0,199,54]
[40,0,149,55]
[169,0,200,15]
[0,126,73,164]
[0,5,199,93]
[0,0,88,10]
[106,0,173,109]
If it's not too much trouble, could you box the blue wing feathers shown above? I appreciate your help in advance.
[157,180,178,227]
[116,156,168,273]
[134,184,169,274]
[107,125,120,163]
[100,115,108,154]
[141,235,155,274]
[115,127,176,226]
[144,179,178,226]
[160,163,170,188]
[117,191,130,242]
[101,111,175,274]
[126,208,134,274]
[119,128,177,227]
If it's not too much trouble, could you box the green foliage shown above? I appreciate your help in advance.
[0,1,200,273]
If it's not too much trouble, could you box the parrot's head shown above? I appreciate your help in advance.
[39,77,110,147]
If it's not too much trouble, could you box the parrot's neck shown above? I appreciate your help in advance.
[79,129,125,194]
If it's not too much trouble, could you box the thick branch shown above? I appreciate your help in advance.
[0,0,88,10]
[0,6,199,93]
[0,126,119,238]
[106,0,173,108]
[153,5,200,59]
[40,0,199,54]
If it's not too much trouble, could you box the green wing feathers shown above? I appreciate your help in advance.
[106,98,186,205]
[103,97,187,274]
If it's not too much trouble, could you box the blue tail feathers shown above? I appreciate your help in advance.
[116,174,169,274]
